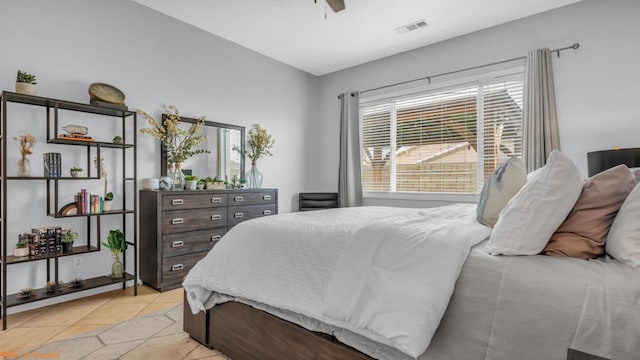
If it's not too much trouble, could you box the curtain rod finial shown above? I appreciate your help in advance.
[572,43,580,50]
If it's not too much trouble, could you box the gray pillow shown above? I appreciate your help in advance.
[477,158,527,227]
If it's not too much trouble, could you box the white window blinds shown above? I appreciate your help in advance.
[360,72,524,195]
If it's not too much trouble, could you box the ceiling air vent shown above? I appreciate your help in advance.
[395,19,428,34]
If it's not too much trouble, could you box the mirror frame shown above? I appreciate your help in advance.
[160,114,246,179]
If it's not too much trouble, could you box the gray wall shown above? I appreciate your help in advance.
[0,0,317,311]
[312,0,640,207]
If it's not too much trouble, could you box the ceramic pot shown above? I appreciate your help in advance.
[15,82,36,95]
[13,247,29,257]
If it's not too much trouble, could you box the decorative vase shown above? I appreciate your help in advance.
[168,163,185,190]
[17,157,30,177]
[111,255,123,279]
[246,161,263,189]
[15,82,36,96]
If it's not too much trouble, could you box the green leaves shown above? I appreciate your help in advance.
[16,70,36,84]
[102,229,127,257]
[233,124,275,162]
[139,105,210,164]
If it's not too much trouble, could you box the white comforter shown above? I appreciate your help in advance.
[183,204,490,358]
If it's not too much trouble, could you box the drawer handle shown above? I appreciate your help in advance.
[171,199,184,205]
[234,212,244,218]
[263,195,272,200]
[171,241,184,248]
[234,196,244,202]
[211,235,222,241]
[211,197,222,203]
[211,214,222,220]
[263,210,272,215]
[171,218,184,225]
[171,264,184,271]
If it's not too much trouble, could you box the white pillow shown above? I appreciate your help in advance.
[486,150,584,255]
[476,158,527,227]
[606,182,640,270]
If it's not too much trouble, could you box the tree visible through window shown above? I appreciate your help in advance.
[361,74,523,194]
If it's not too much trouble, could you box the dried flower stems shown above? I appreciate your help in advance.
[139,105,209,165]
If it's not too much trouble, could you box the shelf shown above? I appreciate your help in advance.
[6,176,101,180]
[48,138,134,149]
[4,273,134,307]
[3,245,99,265]
[1,91,135,117]
[48,209,135,218]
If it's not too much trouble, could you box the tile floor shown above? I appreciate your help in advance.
[0,285,183,357]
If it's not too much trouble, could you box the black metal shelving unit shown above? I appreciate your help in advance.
[0,91,138,330]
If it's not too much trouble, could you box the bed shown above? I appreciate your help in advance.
[182,204,640,360]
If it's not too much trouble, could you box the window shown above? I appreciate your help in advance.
[360,71,524,196]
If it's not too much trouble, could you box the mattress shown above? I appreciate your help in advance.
[185,206,640,360]
[198,244,640,360]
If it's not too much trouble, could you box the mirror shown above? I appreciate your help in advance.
[160,115,245,182]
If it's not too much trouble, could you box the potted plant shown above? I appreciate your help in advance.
[103,192,114,211]
[185,175,198,190]
[102,229,127,279]
[112,135,123,144]
[70,166,82,177]
[239,178,247,189]
[15,70,37,95]
[206,177,226,190]
[14,238,29,257]
[197,179,205,190]
[61,230,79,253]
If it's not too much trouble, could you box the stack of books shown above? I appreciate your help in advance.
[75,189,103,214]
[43,153,62,177]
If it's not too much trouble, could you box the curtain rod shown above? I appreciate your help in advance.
[339,42,580,98]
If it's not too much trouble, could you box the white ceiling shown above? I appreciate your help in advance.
[133,0,582,76]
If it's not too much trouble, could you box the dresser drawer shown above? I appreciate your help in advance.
[228,191,276,206]
[162,193,228,210]
[161,252,207,287]
[163,228,226,258]
[162,208,227,234]
[228,204,277,226]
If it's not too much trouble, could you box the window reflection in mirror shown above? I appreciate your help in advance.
[161,115,245,182]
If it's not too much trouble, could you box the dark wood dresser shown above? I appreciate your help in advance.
[139,188,278,292]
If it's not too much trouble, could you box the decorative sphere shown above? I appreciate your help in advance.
[159,176,173,190]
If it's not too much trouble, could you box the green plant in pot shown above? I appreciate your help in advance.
[16,70,37,95]
[185,175,198,190]
[112,135,123,144]
[14,238,29,257]
[103,192,114,212]
[102,229,127,279]
[196,178,206,190]
[61,230,79,253]
[206,176,226,190]
[70,166,82,178]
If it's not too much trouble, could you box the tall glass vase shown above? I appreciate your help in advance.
[17,157,30,177]
[111,255,123,279]
[168,163,185,190]
[246,161,263,189]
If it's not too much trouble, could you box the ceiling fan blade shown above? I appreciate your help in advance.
[326,0,345,13]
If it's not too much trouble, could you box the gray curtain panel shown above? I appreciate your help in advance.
[338,92,363,207]
[523,48,561,172]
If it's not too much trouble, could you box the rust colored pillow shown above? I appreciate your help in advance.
[543,165,637,259]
